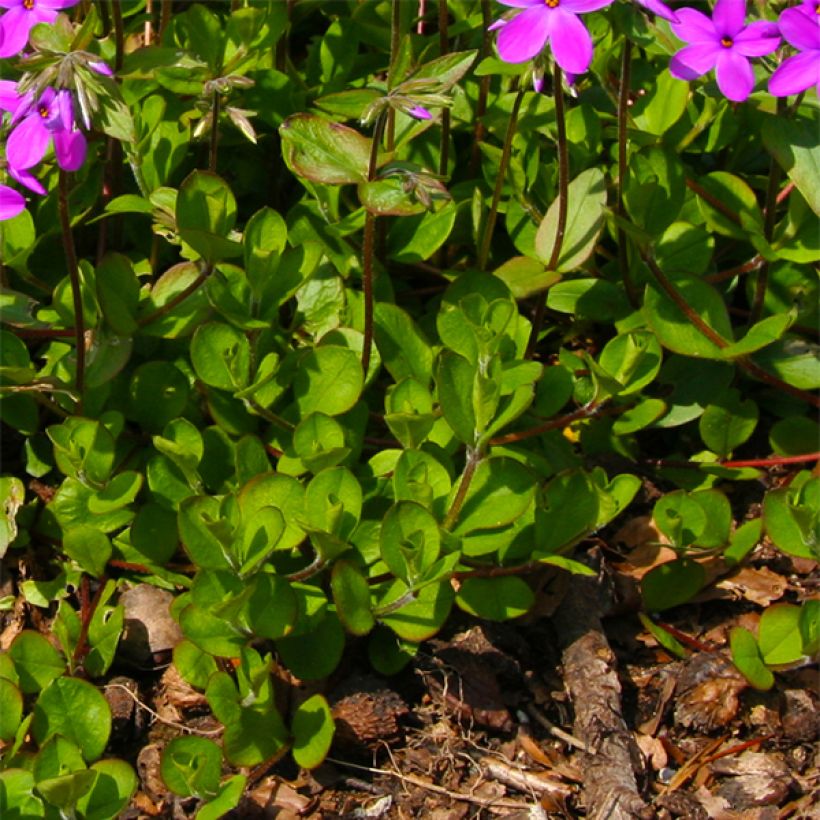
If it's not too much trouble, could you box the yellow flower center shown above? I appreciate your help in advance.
[23,0,35,10]
[39,106,49,119]
[546,0,560,7]
[720,37,733,48]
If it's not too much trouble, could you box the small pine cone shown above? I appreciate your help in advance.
[330,688,409,751]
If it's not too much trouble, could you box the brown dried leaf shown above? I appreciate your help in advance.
[674,653,747,732]
[713,566,787,607]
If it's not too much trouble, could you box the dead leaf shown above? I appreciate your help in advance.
[712,566,787,607]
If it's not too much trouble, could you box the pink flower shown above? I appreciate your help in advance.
[0,0,80,58]
[669,0,780,102]
[6,87,87,172]
[494,0,615,74]
[769,4,820,97]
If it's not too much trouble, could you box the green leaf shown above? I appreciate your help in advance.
[277,611,345,680]
[630,69,689,136]
[95,253,140,336]
[695,171,764,240]
[641,558,706,612]
[291,346,363,417]
[699,389,759,458]
[280,114,371,184]
[721,312,795,359]
[381,501,441,585]
[196,774,246,820]
[762,115,820,217]
[332,560,375,636]
[763,479,818,560]
[33,677,111,761]
[547,278,631,322]
[245,574,297,640]
[127,361,191,433]
[387,202,457,263]
[799,600,820,657]
[378,578,454,642]
[176,171,237,237]
[599,330,662,396]
[456,577,534,621]
[436,351,476,444]
[244,207,287,298]
[179,496,234,571]
[493,256,561,299]
[305,467,362,540]
[644,276,733,359]
[62,526,111,578]
[0,476,25,559]
[291,694,335,769]
[638,613,689,660]
[536,470,599,553]
[160,737,222,799]
[358,178,425,216]
[293,413,350,473]
[689,489,731,548]
[374,303,434,384]
[179,602,248,657]
[730,627,774,690]
[653,490,707,547]
[724,518,763,565]
[0,769,47,818]
[191,322,251,391]
[75,759,138,820]
[222,704,289,767]
[8,631,65,694]
[0,678,22,741]
[173,640,220,691]
[535,168,606,272]
[758,604,805,666]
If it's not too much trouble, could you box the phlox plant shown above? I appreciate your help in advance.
[0,1,818,818]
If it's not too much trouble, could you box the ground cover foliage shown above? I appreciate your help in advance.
[0,0,818,817]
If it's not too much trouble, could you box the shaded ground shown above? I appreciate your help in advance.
[2,518,818,819]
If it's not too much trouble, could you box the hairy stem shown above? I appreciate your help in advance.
[469,0,493,177]
[438,0,451,177]
[528,63,568,355]
[387,0,401,151]
[616,39,639,307]
[208,88,220,173]
[58,171,85,412]
[477,83,524,271]
[361,113,388,375]
[751,99,785,324]
[443,447,482,531]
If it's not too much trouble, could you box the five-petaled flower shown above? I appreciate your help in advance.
[669,0,780,102]
[494,0,615,75]
[0,0,80,58]
[769,2,820,97]
[6,86,87,171]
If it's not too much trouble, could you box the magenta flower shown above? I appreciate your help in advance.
[633,0,679,23]
[6,87,87,172]
[769,4,820,97]
[0,0,80,58]
[669,0,781,102]
[0,184,26,220]
[494,0,615,74]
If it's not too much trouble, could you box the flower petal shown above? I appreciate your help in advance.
[0,79,21,113]
[712,0,747,38]
[0,6,34,57]
[714,48,753,101]
[671,8,718,44]
[669,42,719,80]
[495,0,539,7]
[561,0,615,12]
[779,7,820,52]
[769,50,820,97]
[54,130,87,171]
[634,0,679,23]
[497,5,551,63]
[0,185,26,222]
[8,164,46,195]
[732,21,780,57]
[40,0,82,8]
[6,114,50,170]
[550,8,594,74]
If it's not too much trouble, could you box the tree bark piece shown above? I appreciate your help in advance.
[552,560,651,820]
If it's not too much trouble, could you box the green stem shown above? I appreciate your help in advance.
[442,447,482,531]
[58,171,84,413]
[361,113,388,375]
[438,0,450,178]
[751,100,785,325]
[387,0,401,151]
[209,88,220,173]
[469,0,493,177]
[477,83,524,271]
[616,39,639,308]
[527,62,568,355]
[110,0,124,73]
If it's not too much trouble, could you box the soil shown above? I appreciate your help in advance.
[2,522,818,819]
